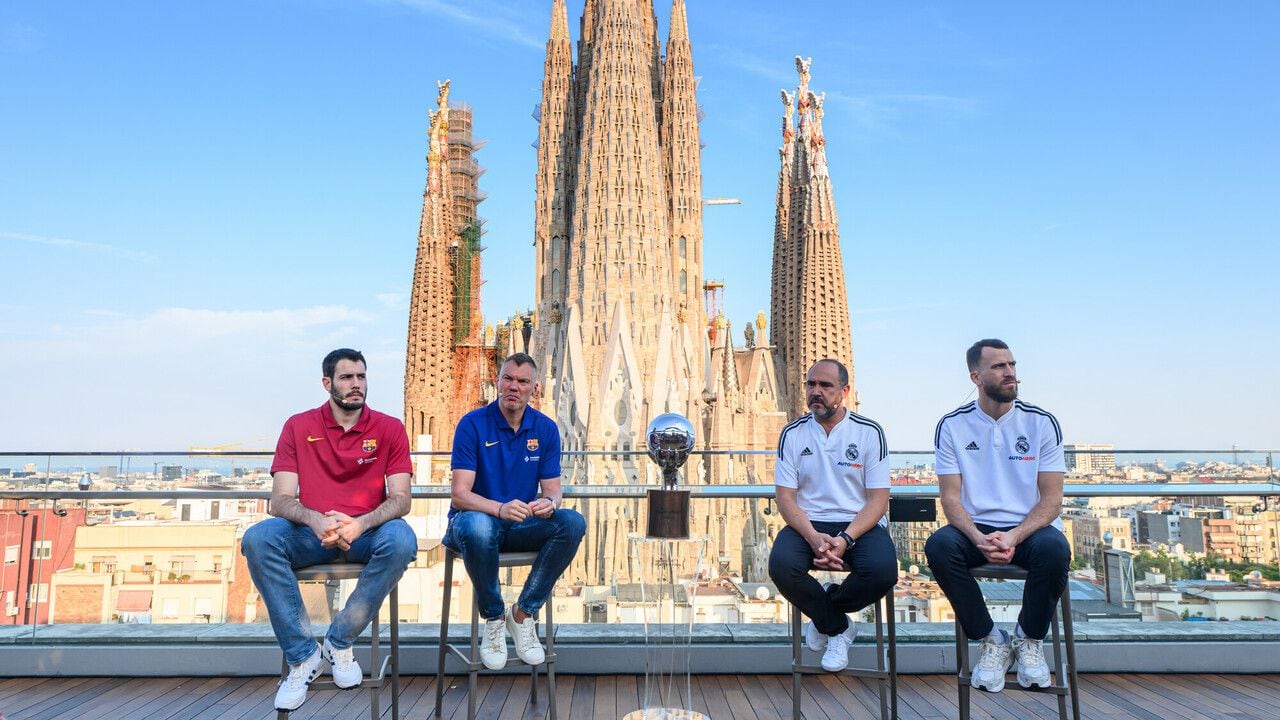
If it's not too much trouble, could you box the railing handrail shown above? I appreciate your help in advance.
[1,448,1276,457]
[3,482,1278,502]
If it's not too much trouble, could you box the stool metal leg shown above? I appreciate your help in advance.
[1061,590,1080,720]
[434,553,453,718]
[370,608,380,720]
[546,596,557,720]
[468,589,479,720]
[955,618,970,720]
[1051,606,1066,720]
[391,584,400,720]
[790,604,802,719]
[874,598,888,720]
[887,591,897,720]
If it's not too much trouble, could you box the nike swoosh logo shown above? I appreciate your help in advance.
[485,440,499,447]
[306,436,323,443]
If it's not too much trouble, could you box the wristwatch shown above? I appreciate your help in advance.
[836,530,856,549]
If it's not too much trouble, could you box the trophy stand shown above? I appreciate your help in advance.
[622,414,710,720]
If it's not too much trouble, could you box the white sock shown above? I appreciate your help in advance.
[986,627,1008,644]
[1014,624,1027,640]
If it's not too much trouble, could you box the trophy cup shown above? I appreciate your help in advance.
[645,413,695,538]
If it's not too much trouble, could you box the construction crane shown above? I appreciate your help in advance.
[703,197,741,206]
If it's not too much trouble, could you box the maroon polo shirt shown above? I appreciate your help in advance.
[270,403,413,516]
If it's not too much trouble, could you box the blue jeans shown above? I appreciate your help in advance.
[443,509,586,621]
[242,516,417,665]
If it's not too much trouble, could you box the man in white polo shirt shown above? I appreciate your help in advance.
[925,338,1069,694]
[768,359,897,673]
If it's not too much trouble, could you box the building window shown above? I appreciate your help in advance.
[32,541,52,560]
[679,270,687,293]
[162,598,180,619]
[679,236,687,258]
[3,545,16,564]
[28,583,48,606]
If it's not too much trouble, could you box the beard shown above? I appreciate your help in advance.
[809,397,839,421]
[984,380,1018,403]
[331,387,365,411]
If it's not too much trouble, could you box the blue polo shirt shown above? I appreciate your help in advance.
[449,401,562,518]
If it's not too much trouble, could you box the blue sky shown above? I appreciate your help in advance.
[2,1,1277,451]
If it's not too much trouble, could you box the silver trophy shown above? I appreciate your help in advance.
[645,413,695,538]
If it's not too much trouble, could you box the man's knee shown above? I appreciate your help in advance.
[379,519,418,564]
[767,546,805,586]
[1028,528,1071,572]
[554,508,587,541]
[924,525,965,566]
[241,517,288,560]
[450,511,501,548]
[862,558,899,596]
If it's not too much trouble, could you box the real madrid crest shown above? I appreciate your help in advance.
[845,443,859,461]
[362,438,378,453]
[527,438,539,451]
[1015,435,1030,455]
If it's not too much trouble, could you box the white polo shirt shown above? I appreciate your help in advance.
[775,411,891,524]
[934,400,1065,530]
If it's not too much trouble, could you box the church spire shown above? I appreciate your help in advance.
[769,58,856,416]
[404,80,458,449]
[662,0,703,339]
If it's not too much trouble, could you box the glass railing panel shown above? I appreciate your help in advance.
[1,449,1276,638]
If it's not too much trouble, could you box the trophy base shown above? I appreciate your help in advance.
[646,489,690,539]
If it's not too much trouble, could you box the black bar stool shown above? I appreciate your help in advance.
[954,563,1079,720]
[434,549,557,720]
[278,562,400,719]
[788,567,895,720]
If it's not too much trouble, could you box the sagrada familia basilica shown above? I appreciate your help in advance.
[403,0,856,583]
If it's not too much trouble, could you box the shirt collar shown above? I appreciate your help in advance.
[487,400,535,435]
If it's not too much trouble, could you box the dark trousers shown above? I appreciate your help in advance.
[768,523,898,636]
[924,523,1070,641]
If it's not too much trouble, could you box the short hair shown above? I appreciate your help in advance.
[322,348,366,379]
[812,358,849,387]
[966,339,1009,371]
[501,352,538,375]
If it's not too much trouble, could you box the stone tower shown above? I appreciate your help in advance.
[404,81,494,461]
[531,0,707,481]
[769,58,856,417]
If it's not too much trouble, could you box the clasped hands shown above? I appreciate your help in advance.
[977,530,1019,565]
[808,533,847,571]
[497,498,557,522]
[312,511,363,551]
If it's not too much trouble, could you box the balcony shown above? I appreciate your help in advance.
[1,448,1277,718]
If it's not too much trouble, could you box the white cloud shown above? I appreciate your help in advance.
[0,230,158,264]
[374,0,543,50]
[375,291,407,310]
[6,305,391,449]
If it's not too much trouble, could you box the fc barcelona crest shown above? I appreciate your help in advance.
[363,438,378,453]
[527,438,539,451]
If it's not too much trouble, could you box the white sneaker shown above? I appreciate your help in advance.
[479,617,508,670]
[820,623,857,672]
[1014,636,1052,688]
[971,635,1014,693]
[506,606,546,665]
[274,645,323,711]
[322,637,362,690]
[803,619,827,652]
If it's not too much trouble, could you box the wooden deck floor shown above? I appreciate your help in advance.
[3,673,1278,720]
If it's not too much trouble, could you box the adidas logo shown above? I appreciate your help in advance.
[800,447,813,457]
[965,441,980,451]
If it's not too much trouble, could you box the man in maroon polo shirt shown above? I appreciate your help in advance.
[243,348,418,712]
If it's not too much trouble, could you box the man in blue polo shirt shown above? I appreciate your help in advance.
[445,352,586,670]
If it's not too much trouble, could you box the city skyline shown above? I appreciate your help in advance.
[3,1,1277,450]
